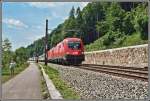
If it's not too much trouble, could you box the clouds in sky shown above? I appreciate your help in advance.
[27,2,89,9]
[3,2,89,50]
[62,16,69,20]
[80,2,89,8]
[3,18,28,29]
[27,2,65,8]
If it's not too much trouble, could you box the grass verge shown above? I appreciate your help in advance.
[38,64,50,99]
[2,62,29,83]
[41,64,80,99]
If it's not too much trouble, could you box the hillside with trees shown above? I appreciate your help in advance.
[25,2,148,57]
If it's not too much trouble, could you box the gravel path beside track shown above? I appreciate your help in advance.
[49,63,148,100]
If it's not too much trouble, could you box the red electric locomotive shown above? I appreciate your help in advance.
[47,38,85,65]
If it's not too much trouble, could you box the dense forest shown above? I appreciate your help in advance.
[16,2,149,58]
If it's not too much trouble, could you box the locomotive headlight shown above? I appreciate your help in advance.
[66,52,70,54]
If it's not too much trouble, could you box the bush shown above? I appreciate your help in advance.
[122,33,147,46]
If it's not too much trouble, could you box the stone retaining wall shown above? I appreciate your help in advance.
[83,44,148,67]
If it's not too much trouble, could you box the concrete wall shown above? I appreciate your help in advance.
[83,44,148,67]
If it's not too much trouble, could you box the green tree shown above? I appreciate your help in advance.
[63,6,77,38]
[75,7,83,38]
[2,38,12,51]
[15,47,28,64]
[2,38,13,68]
[69,6,75,19]
[131,3,148,40]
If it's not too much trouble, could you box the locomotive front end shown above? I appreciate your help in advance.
[64,38,85,65]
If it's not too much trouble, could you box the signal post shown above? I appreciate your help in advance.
[45,19,48,66]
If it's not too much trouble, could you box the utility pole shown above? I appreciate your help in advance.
[45,19,48,66]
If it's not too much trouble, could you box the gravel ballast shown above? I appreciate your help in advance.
[49,63,148,100]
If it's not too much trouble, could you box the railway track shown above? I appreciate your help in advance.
[72,64,148,82]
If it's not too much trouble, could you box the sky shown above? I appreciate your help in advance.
[2,2,89,51]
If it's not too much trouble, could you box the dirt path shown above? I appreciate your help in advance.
[2,63,42,99]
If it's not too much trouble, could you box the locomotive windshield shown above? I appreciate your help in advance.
[68,41,81,49]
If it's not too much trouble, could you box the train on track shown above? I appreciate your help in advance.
[38,38,85,65]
